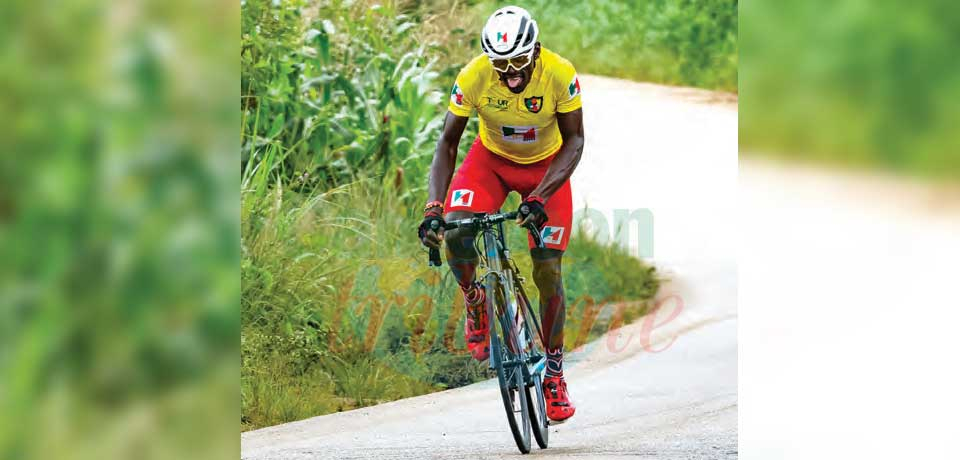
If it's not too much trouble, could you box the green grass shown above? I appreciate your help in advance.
[240,0,660,431]
[472,0,738,91]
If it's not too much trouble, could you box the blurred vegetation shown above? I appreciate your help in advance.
[472,0,738,91]
[741,0,960,179]
[1,0,238,459]
[241,0,659,430]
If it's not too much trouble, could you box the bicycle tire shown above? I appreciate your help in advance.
[486,273,531,454]
[514,283,549,449]
[526,378,549,448]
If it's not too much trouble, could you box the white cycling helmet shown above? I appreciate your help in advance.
[480,6,539,60]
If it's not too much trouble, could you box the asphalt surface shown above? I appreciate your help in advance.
[242,75,740,459]
[738,160,960,459]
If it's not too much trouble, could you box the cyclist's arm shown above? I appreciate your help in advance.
[529,108,584,201]
[427,111,470,204]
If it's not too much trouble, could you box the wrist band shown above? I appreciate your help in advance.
[424,200,444,214]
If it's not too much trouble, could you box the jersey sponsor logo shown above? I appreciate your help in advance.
[524,96,543,113]
[541,226,564,245]
[483,96,509,111]
[450,189,474,207]
[451,83,464,106]
[567,74,581,100]
[501,125,537,143]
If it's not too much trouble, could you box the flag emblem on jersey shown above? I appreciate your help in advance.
[567,74,581,99]
[450,189,474,207]
[450,83,464,106]
[501,125,537,143]
[524,96,543,113]
[541,226,564,245]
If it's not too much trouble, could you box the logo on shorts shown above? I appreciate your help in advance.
[501,125,537,143]
[541,226,564,245]
[450,189,474,207]
[524,96,543,113]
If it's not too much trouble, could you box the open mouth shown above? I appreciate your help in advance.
[503,73,525,90]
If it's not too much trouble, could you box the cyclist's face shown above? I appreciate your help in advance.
[497,43,540,94]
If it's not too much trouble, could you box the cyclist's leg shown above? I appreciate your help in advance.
[527,179,572,374]
[529,180,576,421]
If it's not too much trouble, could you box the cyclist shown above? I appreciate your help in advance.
[418,6,583,423]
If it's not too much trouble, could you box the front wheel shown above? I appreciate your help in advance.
[527,376,549,448]
[486,273,531,454]
[514,278,549,449]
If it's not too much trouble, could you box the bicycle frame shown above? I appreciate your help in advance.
[475,217,547,379]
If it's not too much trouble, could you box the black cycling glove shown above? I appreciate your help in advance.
[517,196,548,230]
[418,202,445,249]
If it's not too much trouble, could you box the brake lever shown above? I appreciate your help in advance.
[518,204,545,249]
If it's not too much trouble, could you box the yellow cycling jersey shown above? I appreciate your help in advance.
[448,47,582,164]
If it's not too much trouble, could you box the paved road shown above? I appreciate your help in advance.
[242,75,740,459]
[739,160,960,459]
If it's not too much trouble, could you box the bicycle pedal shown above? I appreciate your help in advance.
[547,418,568,426]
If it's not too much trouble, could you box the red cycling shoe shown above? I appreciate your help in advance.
[463,284,489,361]
[544,376,576,422]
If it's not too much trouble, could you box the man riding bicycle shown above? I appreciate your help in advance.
[418,6,584,423]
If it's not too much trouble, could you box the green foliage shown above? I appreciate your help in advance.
[741,0,960,179]
[473,0,738,91]
[2,0,239,459]
[240,0,660,431]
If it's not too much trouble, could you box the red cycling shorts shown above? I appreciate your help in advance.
[444,137,572,251]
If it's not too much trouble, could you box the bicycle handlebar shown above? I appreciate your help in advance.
[427,211,544,267]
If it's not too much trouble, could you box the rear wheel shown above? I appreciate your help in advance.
[486,274,531,454]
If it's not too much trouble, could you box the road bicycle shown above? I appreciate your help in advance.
[428,210,550,454]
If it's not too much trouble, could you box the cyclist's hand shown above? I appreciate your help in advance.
[418,205,445,249]
[516,196,548,230]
